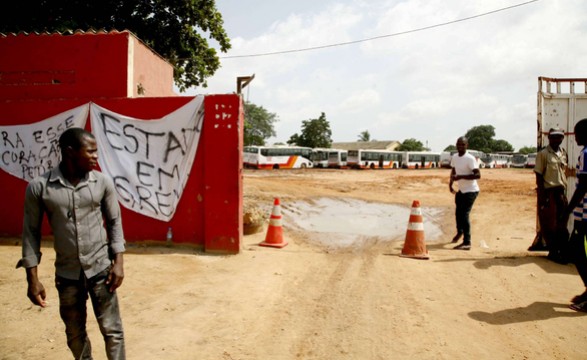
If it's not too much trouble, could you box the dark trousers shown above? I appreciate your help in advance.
[538,186,570,259]
[56,268,125,360]
[455,191,479,245]
[570,221,587,288]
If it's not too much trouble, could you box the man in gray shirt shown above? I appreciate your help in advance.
[18,127,126,359]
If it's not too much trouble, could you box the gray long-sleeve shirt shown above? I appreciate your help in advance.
[19,167,125,279]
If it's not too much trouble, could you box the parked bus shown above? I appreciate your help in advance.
[327,149,348,168]
[243,145,313,169]
[440,149,484,168]
[440,151,453,168]
[310,148,330,168]
[480,153,512,168]
[401,151,441,169]
[510,153,528,168]
[347,149,402,169]
[526,153,537,168]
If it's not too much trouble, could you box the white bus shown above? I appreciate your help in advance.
[327,149,348,168]
[526,153,537,168]
[440,151,453,168]
[243,145,313,169]
[401,151,441,169]
[480,153,512,168]
[510,153,528,168]
[310,148,330,168]
[347,149,403,169]
[441,149,484,168]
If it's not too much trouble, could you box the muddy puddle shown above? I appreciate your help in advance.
[279,198,445,249]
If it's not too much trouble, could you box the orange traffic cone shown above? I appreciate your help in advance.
[400,200,429,259]
[259,198,288,248]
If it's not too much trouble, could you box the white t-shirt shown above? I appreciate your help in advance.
[450,152,480,193]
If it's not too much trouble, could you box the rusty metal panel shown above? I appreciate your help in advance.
[541,98,569,137]
[536,77,587,240]
[538,77,587,163]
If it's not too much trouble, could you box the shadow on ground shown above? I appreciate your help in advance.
[469,301,586,324]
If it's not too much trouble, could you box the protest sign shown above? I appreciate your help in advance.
[0,104,89,182]
[90,97,205,221]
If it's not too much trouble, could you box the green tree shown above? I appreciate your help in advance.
[491,139,514,152]
[243,102,277,146]
[464,125,514,153]
[397,138,425,151]
[287,134,302,146]
[358,130,371,142]
[0,0,231,90]
[287,112,332,148]
[444,145,457,152]
[465,125,495,153]
[518,146,537,154]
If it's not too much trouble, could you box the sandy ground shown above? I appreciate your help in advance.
[2,168,587,359]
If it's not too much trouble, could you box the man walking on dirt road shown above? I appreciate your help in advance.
[449,136,481,250]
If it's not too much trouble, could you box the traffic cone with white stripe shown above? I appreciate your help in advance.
[259,198,288,248]
[400,200,429,259]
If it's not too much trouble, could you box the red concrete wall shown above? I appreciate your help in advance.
[0,95,243,253]
[131,36,176,97]
[0,31,242,253]
[203,95,243,253]
[0,32,130,99]
[0,31,178,100]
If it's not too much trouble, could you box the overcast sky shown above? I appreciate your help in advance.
[185,0,587,152]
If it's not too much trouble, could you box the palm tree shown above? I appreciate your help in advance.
[358,130,371,142]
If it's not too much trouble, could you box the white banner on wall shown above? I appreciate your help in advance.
[0,104,89,182]
[90,97,205,222]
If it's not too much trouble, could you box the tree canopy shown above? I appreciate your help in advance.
[0,0,231,91]
[358,130,371,142]
[397,138,427,151]
[518,146,537,154]
[243,102,277,146]
[491,139,514,153]
[444,125,514,153]
[464,125,495,153]
[288,112,332,148]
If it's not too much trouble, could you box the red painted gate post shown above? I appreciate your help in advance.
[203,94,243,253]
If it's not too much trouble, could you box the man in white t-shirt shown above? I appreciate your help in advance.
[449,137,481,250]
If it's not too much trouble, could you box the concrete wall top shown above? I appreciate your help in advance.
[0,30,176,100]
[130,35,176,97]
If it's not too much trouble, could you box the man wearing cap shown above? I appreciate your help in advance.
[534,127,570,263]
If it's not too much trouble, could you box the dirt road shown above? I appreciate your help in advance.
[2,168,586,359]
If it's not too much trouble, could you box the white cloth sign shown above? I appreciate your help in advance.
[0,104,89,182]
[90,97,205,222]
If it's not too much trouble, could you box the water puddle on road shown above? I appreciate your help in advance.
[280,198,445,249]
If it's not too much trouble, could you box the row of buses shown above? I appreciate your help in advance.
[243,145,536,170]
[510,152,537,168]
[443,150,537,169]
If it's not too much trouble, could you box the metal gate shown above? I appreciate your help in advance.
[534,77,587,247]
